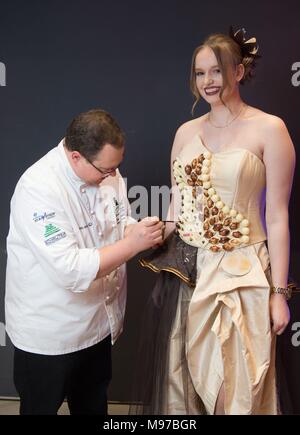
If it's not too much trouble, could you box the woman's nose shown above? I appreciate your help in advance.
[204,73,213,86]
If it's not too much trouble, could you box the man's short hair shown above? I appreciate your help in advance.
[64,109,125,160]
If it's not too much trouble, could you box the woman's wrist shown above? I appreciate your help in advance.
[270,285,292,300]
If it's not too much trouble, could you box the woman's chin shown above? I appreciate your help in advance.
[201,93,221,104]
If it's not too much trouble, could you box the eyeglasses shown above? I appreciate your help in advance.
[85,158,120,175]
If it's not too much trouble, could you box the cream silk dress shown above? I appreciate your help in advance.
[167,133,277,415]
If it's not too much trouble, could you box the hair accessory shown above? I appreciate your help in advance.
[229,26,260,59]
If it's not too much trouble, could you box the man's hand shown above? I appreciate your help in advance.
[125,217,164,253]
[97,217,164,278]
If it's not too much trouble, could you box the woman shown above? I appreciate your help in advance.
[133,27,295,415]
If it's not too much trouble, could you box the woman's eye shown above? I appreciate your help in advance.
[196,72,204,77]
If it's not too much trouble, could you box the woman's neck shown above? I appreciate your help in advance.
[209,92,244,126]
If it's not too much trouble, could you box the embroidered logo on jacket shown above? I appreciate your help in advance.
[78,222,93,230]
[113,198,125,224]
[44,232,67,246]
[44,224,61,238]
[33,211,56,222]
[43,223,66,246]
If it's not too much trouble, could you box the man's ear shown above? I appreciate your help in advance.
[70,151,82,164]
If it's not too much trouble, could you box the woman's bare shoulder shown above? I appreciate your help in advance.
[247,107,293,159]
[171,115,207,157]
[176,114,207,136]
[247,106,287,131]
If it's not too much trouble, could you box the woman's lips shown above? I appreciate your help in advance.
[204,87,221,96]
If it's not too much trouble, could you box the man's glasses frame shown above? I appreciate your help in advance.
[85,157,120,175]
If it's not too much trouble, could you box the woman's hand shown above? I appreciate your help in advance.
[269,293,290,335]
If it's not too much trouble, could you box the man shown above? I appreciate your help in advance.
[5,109,163,415]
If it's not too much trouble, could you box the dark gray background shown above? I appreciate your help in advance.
[0,0,299,406]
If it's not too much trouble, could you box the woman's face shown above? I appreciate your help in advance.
[195,46,236,104]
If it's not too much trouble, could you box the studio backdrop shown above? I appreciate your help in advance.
[0,0,299,413]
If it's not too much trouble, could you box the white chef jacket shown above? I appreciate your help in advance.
[5,140,136,355]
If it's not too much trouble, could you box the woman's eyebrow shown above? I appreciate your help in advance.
[195,64,219,71]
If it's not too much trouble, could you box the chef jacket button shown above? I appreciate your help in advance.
[112,223,116,228]
[90,210,95,215]
[98,231,103,237]
[81,188,86,193]
[106,296,110,301]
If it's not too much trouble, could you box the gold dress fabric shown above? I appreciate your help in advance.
[168,134,277,415]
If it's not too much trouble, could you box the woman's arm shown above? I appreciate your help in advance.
[263,116,296,335]
[164,126,187,238]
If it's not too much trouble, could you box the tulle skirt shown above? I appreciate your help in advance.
[130,233,205,414]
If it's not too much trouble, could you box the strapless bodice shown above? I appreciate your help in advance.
[173,134,267,251]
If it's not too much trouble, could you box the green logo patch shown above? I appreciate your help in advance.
[44,223,61,238]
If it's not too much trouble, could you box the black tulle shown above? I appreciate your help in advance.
[130,232,205,415]
[130,271,180,414]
